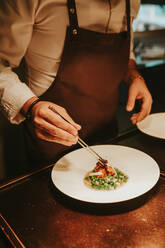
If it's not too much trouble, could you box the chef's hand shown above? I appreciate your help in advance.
[126,74,153,124]
[124,60,153,124]
[22,98,81,146]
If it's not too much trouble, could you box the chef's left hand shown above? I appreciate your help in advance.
[126,75,153,124]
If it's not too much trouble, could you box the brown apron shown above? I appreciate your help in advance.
[23,0,130,166]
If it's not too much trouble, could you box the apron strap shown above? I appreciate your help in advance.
[126,0,131,36]
[67,0,130,36]
[67,0,79,36]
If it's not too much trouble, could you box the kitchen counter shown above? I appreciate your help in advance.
[0,129,165,248]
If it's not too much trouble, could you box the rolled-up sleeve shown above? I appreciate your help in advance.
[0,0,38,124]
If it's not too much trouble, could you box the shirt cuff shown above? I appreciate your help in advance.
[0,67,35,124]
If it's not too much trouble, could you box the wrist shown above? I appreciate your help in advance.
[21,96,39,117]
[124,60,144,85]
[128,59,137,70]
[127,70,144,83]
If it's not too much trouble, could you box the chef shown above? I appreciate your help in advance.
[0,0,152,165]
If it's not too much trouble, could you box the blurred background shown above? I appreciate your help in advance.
[118,0,165,136]
[133,2,165,67]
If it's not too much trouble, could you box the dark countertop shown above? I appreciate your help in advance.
[0,62,165,247]
[0,130,165,248]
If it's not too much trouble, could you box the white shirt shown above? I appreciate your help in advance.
[0,0,140,124]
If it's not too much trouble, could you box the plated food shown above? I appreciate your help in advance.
[51,145,160,203]
[84,159,128,190]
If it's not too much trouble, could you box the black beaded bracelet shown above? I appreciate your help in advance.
[26,98,40,121]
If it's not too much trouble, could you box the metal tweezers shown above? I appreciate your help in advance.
[48,105,116,172]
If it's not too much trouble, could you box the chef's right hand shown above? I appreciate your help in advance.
[22,98,81,146]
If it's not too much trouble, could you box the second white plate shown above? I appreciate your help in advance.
[137,112,165,139]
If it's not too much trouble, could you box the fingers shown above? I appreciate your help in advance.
[55,106,81,131]
[32,102,81,145]
[126,77,153,125]
[126,91,136,112]
[35,127,78,146]
[45,108,79,136]
[33,117,78,145]
[130,96,152,124]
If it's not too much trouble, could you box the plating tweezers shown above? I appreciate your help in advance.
[48,105,116,172]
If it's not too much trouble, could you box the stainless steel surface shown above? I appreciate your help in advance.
[0,214,25,248]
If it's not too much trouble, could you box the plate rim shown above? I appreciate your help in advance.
[136,112,165,139]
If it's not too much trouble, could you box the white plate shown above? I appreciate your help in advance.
[137,112,165,139]
[51,145,160,203]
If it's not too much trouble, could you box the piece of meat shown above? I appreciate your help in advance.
[94,167,107,178]
[107,166,115,175]
[94,160,115,178]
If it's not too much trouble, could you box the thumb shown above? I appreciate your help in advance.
[126,92,136,112]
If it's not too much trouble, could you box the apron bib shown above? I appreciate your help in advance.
[23,0,130,166]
